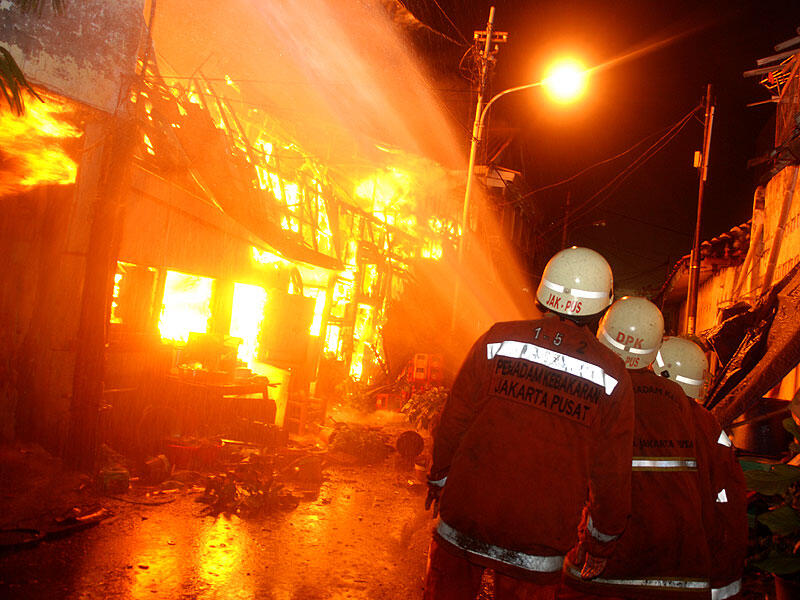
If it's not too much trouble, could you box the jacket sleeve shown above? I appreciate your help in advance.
[428,332,490,484]
[583,370,635,557]
[693,404,747,600]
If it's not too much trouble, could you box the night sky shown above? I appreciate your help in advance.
[401,0,800,292]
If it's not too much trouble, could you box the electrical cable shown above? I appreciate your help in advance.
[556,118,690,232]
[520,111,699,200]
[393,0,466,47]
[428,0,470,45]
[614,261,672,285]
[543,105,700,236]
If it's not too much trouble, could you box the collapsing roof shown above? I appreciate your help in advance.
[705,261,800,427]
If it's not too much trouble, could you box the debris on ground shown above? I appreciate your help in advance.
[196,468,298,516]
[46,505,112,539]
[328,423,394,464]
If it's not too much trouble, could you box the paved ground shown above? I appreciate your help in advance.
[0,410,434,600]
[0,409,780,600]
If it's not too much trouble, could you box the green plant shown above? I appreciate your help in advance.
[401,386,448,432]
[338,378,378,413]
[746,416,800,577]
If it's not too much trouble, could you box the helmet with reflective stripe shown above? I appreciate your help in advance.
[536,247,613,317]
[596,296,664,369]
[655,336,708,399]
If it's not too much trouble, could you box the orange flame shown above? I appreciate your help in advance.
[0,97,82,196]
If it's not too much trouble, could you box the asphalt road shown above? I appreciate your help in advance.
[0,457,433,599]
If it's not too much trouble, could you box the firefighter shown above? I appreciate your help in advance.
[423,247,635,600]
[561,299,743,599]
[656,337,747,600]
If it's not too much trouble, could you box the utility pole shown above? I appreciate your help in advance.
[450,6,508,333]
[686,84,715,335]
[561,191,571,248]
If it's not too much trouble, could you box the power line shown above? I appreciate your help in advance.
[544,105,701,236]
[395,0,467,47]
[598,207,692,237]
[429,0,469,45]
[521,116,694,200]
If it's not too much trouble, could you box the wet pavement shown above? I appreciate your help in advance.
[0,447,433,599]
[0,463,432,599]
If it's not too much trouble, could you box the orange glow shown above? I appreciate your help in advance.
[158,271,214,343]
[543,59,588,104]
[303,287,327,337]
[197,516,251,593]
[0,97,82,195]
[349,303,374,379]
[324,324,342,358]
[230,283,268,365]
[355,168,413,227]
[110,273,124,324]
[251,246,289,266]
[143,133,156,155]
[171,77,460,382]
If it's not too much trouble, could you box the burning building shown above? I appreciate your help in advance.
[0,1,541,466]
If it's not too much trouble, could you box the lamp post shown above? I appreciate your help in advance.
[450,59,588,332]
[685,84,715,335]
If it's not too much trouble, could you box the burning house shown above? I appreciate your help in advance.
[0,1,541,467]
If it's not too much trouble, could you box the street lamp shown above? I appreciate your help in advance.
[451,59,588,331]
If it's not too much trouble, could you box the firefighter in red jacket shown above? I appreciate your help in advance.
[656,337,747,600]
[423,247,635,600]
[561,299,746,600]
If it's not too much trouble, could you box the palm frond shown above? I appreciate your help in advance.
[0,46,42,115]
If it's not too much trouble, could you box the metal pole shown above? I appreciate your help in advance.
[450,6,496,333]
[686,84,715,335]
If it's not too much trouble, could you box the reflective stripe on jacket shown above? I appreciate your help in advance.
[711,578,742,600]
[436,520,563,573]
[693,404,747,599]
[564,370,713,599]
[565,562,709,593]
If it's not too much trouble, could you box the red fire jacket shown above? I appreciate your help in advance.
[692,403,747,600]
[563,369,744,599]
[429,315,635,584]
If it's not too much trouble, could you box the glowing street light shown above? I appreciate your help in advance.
[451,57,589,332]
[543,58,588,104]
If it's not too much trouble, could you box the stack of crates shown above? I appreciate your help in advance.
[409,353,444,389]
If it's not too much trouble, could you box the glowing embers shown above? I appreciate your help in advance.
[0,96,82,195]
[230,283,268,366]
[158,271,214,343]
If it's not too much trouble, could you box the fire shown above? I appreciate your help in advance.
[0,96,82,196]
[230,282,267,365]
[158,271,214,343]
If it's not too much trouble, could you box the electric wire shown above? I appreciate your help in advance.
[520,113,698,200]
[428,0,470,45]
[395,0,467,47]
[614,261,672,285]
[543,105,701,236]
[557,116,691,232]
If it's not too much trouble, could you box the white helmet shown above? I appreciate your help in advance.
[655,336,709,399]
[597,296,664,369]
[536,247,613,317]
